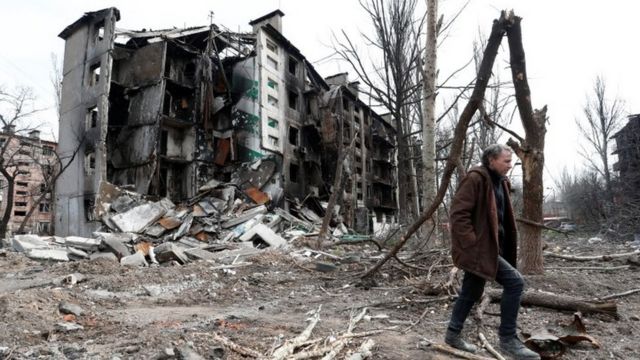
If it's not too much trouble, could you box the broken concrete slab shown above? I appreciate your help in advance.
[100,235,132,259]
[11,235,51,252]
[239,223,287,248]
[66,247,89,260]
[176,237,203,249]
[197,199,219,215]
[145,224,167,237]
[154,243,189,264]
[120,251,148,267]
[59,302,85,317]
[26,248,69,262]
[221,205,268,228]
[157,197,176,211]
[110,202,167,233]
[184,247,218,261]
[63,236,103,251]
[173,214,193,240]
[158,216,182,230]
[274,208,314,231]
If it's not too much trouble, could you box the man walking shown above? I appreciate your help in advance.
[444,144,539,359]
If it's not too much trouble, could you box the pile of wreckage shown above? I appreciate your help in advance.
[8,180,353,266]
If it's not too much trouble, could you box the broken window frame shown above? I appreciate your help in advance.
[86,106,98,129]
[288,125,299,146]
[266,39,278,54]
[267,95,279,108]
[287,90,298,111]
[268,135,279,147]
[288,56,298,76]
[266,55,278,70]
[39,202,50,213]
[88,62,101,87]
[85,152,96,175]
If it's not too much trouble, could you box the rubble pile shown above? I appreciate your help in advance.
[9,180,345,266]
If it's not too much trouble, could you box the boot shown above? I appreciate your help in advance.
[499,335,540,359]
[444,329,477,353]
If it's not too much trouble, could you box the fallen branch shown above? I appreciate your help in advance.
[479,333,505,360]
[191,332,262,358]
[546,265,630,271]
[419,339,495,360]
[544,250,640,262]
[346,338,375,360]
[485,289,618,318]
[403,296,451,333]
[320,308,368,360]
[271,306,321,360]
[598,288,640,301]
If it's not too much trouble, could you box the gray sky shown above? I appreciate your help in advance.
[1,0,638,188]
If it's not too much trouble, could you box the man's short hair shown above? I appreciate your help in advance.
[481,144,513,167]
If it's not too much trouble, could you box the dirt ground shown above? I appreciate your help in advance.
[1,233,639,360]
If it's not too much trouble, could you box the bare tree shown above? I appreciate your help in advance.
[334,0,425,224]
[0,86,44,239]
[576,75,625,205]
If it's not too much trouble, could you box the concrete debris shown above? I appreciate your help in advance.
[26,249,70,262]
[12,235,51,252]
[154,243,189,265]
[120,251,148,267]
[110,202,167,233]
[8,179,370,269]
[55,322,84,332]
[59,302,85,317]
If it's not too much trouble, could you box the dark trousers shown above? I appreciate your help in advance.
[447,256,525,338]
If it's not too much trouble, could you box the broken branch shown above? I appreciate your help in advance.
[544,250,640,262]
[479,332,505,360]
[419,339,495,360]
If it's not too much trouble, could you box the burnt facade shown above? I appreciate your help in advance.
[613,114,640,197]
[55,8,398,237]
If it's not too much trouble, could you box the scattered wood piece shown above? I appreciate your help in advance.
[544,250,640,262]
[546,265,630,271]
[478,333,505,360]
[346,338,375,360]
[271,306,321,360]
[419,339,495,360]
[598,288,640,301]
[320,308,368,360]
[485,289,618,318]
[191,332,262,358]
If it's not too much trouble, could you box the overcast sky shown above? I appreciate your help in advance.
[1,0,638,189]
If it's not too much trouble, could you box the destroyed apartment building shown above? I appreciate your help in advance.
[0,128,57,235]
[55,7,398,238]
[613,113,640,198]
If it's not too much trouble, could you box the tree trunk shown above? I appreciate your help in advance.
[505,14,546,274]
[0,169,15,242]
[421,0,437,223]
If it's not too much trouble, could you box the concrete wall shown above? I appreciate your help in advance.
[56,8,118,237]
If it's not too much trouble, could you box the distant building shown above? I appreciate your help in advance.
[56,8,398,237]
[0,129,57,235]
[612,114,640,197]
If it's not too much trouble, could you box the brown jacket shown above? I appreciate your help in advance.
[450,166,518,280]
